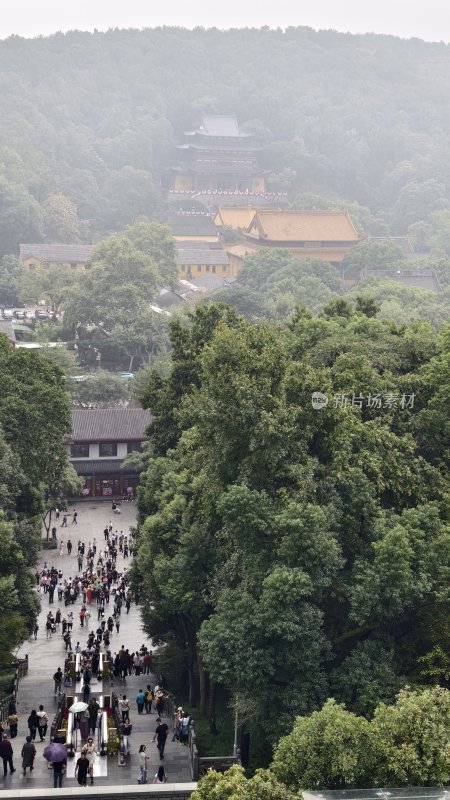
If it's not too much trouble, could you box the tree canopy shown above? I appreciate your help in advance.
[132,303,450,764]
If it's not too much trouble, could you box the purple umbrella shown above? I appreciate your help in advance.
[43,743,67,762]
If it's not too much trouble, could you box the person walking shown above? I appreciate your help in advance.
[72,510,78,525]
[122,719,132,755]
[52,757,66,788]
[8,711,18,739]
[179,712,191,745]
[33,623,39,640]
[81,737,96,786]
[53,668,63,695]
[61,514,67,528]
[155,691,165,718]
[21,736,35,776]
[136,689,145,715]
[27,710,39,742]
[145,686,153,714]
[138,744,148,784]
[153,765,167,783]
[37,706,48,742]
[88,699,99,736]
[153,718,169,760]
[67,539,72,554]
[118,695,130,722]
[75,750,89,787]
[0,735,15,776]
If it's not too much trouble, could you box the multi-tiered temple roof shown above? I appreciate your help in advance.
[164,115,269,200]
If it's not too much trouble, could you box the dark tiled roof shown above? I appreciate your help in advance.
[368,236,415,254]
[363,270,442,294]
[169,214,217,237]
[176,248,229,266]
[69,408,152,442]
[19,243,93,263]
[172,240,221,249]
[157,288,186,308]
[71,459,140,475]
[190,274,233,290]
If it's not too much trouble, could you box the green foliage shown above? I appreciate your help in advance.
[3,27,450,245]
[0,255,21,305]
[341,240,406,278]
[230,250,341,319]
[272,698,375,790]
[69,369,130,407]
[0,336,73,652]
[63,223,174,369]
[42,193,80,243]
[192,765,299,800]
[271,688,450,790]
[134,304,449,765]
[0,176,41,257]
[0,336,71,487]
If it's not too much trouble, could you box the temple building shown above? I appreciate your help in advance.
[165,115,266,197]
[20,243,93,273]
[241,210,361,263]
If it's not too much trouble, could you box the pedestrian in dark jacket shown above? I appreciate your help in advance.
[27,710,40,741]
[21,736,35,775]
[0,735,15,776]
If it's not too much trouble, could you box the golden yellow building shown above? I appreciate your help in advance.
[242,210,360,263]
[213,207,256,230]
[176,245,232,279]
[19,243,93,273]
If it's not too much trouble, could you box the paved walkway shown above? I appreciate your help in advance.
[7,501,191,791]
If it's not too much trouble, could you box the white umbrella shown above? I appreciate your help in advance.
[69,701,88,713]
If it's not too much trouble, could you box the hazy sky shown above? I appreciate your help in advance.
[1,0,449,43]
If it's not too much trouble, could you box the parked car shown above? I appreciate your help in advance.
[14,310,25,319]
[3,310,13,319]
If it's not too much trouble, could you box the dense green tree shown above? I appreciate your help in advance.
[0,335,71,491]
[0,255,21,306]
[42,193,80,243]
[340,240,406,278]
[69,369,130,407]
[272,688,450,790]
[272,699,375,790]
[134,301,448,762]
[191,765,299,800]
[0,176,41,256]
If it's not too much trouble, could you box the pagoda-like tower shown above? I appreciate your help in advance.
[165,115,265,195]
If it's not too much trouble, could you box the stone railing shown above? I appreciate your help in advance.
[0,656,29,721]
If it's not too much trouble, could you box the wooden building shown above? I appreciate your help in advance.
[165,115,266,196]
[66,408,152,498]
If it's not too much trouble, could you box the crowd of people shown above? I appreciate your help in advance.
[0,506,190,788]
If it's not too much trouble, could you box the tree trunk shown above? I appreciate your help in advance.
[129,354,134,372]
[187,655,196,708]
[198,649,206,716]
[208,676,217,735]
[43,508,52,540]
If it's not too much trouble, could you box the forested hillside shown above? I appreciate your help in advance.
[3,27,450,249]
